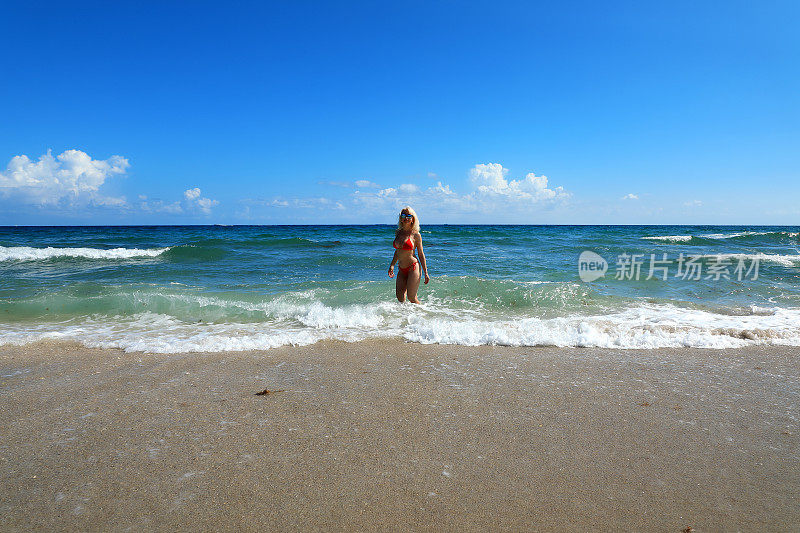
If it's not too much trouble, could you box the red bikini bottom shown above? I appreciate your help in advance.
[398,261,418,275]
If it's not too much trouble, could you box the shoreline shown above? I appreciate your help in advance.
[1,339,798,531]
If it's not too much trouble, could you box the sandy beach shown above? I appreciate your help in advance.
[1,339,798,531]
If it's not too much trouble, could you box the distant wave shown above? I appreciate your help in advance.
[707,253,800,267]
[642,231,798,244]
[702,231,798,239]
[161,244,226,262]
[0,246,170,262]
[253,236,343,248]
[639,252,800,267]
[641,235,693,242]
[190,236,344,249]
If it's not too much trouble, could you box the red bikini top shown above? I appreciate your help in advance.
[393,235,415,250]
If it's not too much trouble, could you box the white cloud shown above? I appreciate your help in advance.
[366,184,420,200]
[354,179,380,188]
[621,193,639,200]
[139,188,218,215]
[0,149,129,206]
[318,180,351,188]
[0,149,227,219]
[684,199,703,207]
[429,181,455,196]
[349,163,570,218]
[184,187,201,200]
[139,199,183,214]
[354,181,466,213]
[183,187,218,214]
[268,163,570,222]
[469,163,509,191]
[196,197,218,212]
[250,197,336,209]
[94,195,128,207]
[468,163,568,202]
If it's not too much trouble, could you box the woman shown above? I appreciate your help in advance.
[388,206,429,303]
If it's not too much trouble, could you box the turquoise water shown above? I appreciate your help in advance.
[1,225,798,352]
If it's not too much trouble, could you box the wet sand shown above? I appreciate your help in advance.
[1,339,798,531]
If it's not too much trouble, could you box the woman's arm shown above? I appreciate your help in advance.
[388,249,398,278]
[415,233,430,284]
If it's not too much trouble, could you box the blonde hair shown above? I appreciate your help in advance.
[396,206,420,234]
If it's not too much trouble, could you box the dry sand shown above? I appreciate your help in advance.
[1,339,798,531]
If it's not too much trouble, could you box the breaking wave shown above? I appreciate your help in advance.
[2,301,799,353]
[0,246,170,262]
[642,231,798,245]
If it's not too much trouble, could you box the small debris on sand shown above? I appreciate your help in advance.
[255,388,285,396]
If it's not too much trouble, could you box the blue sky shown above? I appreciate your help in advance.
[1,1,798,225]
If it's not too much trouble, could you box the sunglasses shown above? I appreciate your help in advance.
[400,213,413,219]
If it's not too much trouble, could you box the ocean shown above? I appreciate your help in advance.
[0,225,798,353]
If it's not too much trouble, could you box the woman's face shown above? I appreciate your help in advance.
[400,211,413,226]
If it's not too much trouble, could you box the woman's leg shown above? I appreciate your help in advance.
[405,262,422,304]
[396,270,408,302]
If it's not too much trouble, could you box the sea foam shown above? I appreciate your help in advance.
[708,253,800,267]
[0,246,170,261]
[1,302,799,353]
[701,231,798,239]
[641,235,693,242]
[403,304,800,349]
[642,231,798,242]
